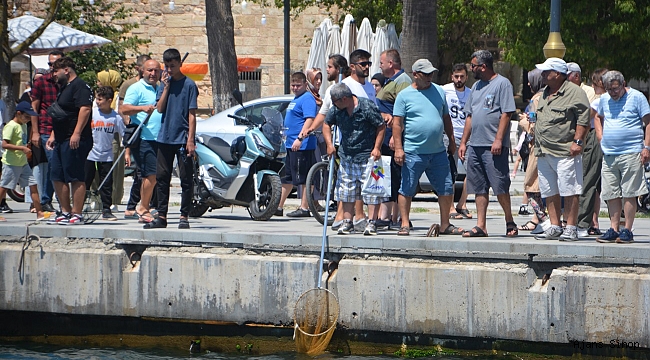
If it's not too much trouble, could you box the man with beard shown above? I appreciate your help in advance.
[443,63,472,220]
[345,49,375,103]
[45,57,93,225]
[458,50,517,237]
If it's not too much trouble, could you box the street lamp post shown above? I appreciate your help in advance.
[543,0,566,59]
[283,0,290,94]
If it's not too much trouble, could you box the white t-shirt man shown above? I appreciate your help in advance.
[442,83,471,141]
[319,77,370,116]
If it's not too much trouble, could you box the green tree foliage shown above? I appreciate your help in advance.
[491,0,650,80]
[55,0,150,86]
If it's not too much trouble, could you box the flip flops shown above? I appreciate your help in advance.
[450,208,473,219]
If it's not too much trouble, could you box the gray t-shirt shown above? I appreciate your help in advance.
[464,74,516,148]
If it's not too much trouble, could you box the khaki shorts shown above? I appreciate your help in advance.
[601,152,648,200]
[537,154,583,197]
[0,163,37,189]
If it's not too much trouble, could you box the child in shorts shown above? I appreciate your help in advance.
[85,86,125,221]
[0,101,49,221]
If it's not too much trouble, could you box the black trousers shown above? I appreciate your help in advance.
[155,143,194,218]
[126,168,158,211]
[84,160,113,211]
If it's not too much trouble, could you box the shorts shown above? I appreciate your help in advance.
[537,154,583,197]
[0,163,37,189]
[336,159,385,205]
[282,149,315,186]
[601,152,648,200]
[133,140,158,177]
[50,138,92,183]
[399,151,453,197]
[465,146,510,195]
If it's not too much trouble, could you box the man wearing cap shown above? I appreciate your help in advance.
[533,57,590,241]
[594,70,650,243]
[567,62,597,103]
[391,59,460,236]
[458,50,517,237]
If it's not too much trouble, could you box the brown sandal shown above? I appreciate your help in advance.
[427,224,440,237]
[397,226,410,236]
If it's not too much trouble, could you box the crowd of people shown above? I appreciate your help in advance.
[1,46,649,243]
[281,49,650,243]
[0,48,198,229]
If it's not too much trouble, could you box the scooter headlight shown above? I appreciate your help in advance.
[252,133,275,158]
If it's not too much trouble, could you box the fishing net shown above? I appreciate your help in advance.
[294,288,339,356]
[82,190,103,224]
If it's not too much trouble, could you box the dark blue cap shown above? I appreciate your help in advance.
[16,101,37,116]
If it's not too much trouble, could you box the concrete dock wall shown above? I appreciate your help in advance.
[1,238,649,347]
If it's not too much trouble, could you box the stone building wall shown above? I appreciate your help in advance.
[24,0,341,109]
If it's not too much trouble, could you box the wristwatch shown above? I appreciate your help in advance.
[297,136,304,141]
[573,139,583,147]
[644,145,650,151]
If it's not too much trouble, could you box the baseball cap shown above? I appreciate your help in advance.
[535,57,568,74]
[412,59,437,74]
[16,101,38,116]
[566,62,581,74]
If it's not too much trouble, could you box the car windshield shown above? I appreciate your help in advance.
[260,107,286,152]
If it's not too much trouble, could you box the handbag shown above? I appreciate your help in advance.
[361,156,392,198]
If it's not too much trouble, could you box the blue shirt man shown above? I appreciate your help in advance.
[277,72,318,218]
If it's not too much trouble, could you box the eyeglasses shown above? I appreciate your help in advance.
[470,63,483,69]
[352,61,372,67]
[606,86,623,93]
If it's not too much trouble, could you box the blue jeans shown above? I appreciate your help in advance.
[32,134,55,204]
[399,151,453,197]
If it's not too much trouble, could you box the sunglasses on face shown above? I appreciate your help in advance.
[353,61,372,67]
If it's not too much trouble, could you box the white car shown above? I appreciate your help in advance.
[196,95,294,145]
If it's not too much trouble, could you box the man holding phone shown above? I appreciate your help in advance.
[144,48,198,229]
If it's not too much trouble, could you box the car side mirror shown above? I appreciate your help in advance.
[232,89,244,106]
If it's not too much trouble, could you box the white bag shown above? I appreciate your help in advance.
[361,156,392,198]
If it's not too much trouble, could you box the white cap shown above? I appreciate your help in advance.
[566,62,581,74]
[535,57,568,74]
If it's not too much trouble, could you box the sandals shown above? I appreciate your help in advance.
[506,221,519,237]
[143,217,167,229]
[588,227,602,236]
[427,224,440,237]
[462,226,488,237]
[441,224,464,235]
[138,212,155,223]
[457,208,473,219]
[518,220,538,231]
[397,226,410,236]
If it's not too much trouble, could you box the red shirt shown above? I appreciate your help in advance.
[30,72,59,135]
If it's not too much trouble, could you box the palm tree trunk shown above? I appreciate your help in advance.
[400,0,438,73]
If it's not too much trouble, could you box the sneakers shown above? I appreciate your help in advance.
[353,218,368,233]
[559,227,578,242]
[331,219,344,231]
[286,208,311,217]
[60,214,84,225]
[518,205,531,216]
[0,201,13,213]
[577,227,589,238]
[534,226,563,240]
[178,218,190,229]
[337,220,354,235]
[47,213,70,225]
[363,220,377,236]
[110,204,119,212]
[375,219,391,230]
[616,228,634,243]
[597,228,619,243]
[102,210,118,221]
[274,208,283,217]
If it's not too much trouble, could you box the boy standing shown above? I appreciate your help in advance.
[277,72,318,217]
[145,48,198,229]
[0,102,49,221]
[85,86,125,221]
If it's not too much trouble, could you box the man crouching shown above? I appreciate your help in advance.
[323,83,386,235]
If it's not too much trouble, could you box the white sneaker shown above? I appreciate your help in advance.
[353,217,367,233]
[535,226,563,240]
[331,219,344,231]
[577,227,589,238]
[111,204,119,212]
[363,220,377,236]
[560,227,578,241]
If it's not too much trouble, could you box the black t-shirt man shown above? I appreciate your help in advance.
[52,77,93,141]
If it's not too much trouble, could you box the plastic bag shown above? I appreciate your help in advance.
[361,156,391,198]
